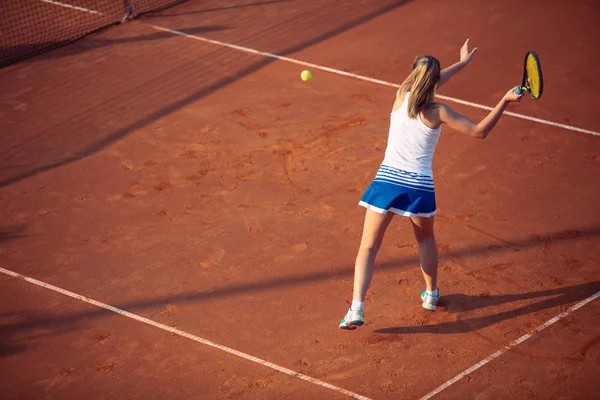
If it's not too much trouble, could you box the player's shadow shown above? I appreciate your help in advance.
[374,280,600,335]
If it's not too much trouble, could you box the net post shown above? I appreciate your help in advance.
[122,0,134,22]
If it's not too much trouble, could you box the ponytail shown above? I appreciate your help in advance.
[400,56,441,119]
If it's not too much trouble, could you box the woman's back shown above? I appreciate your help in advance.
[382,91,441,177]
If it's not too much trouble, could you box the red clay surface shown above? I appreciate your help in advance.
[1,0,599,399]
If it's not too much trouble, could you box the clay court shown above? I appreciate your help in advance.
[1,0,599,399]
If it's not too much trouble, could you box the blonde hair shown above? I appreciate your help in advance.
[400,55,441,119]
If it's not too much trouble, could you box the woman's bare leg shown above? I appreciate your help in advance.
[410,216,438,292]
[352,209,394,302]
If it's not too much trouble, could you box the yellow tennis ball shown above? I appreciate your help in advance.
[301,70,312,81]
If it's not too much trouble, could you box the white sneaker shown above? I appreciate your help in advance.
[421,289,440,311]
[339,307,364,330]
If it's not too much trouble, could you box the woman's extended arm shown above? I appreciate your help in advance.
[439,39,477,86]
[438,87,523,138]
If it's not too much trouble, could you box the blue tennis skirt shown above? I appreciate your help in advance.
[358,164,436,217]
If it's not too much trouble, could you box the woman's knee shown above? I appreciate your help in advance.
[411,216,435,243]
[416,234,436,247]
[358,242,382,255]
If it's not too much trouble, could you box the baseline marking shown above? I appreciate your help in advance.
[0,266,371,400]
[420,290,600,399]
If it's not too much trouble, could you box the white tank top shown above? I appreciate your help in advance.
[382,92,441,177]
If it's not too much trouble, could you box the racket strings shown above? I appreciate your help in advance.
[525,54,542,99]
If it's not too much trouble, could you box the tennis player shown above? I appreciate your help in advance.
[340,39,523,329]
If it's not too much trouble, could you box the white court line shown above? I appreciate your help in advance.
[40,0,103,15]
[420,290,600,400]
[2,263,599,400]
[35,0,600,136]
[149,25,600,137]
[0,267,371,400]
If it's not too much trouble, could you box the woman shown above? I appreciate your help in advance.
[340,39,523,329]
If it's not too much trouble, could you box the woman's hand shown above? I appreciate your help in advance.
[460,39,478,65]
[504,87,524,102]
[439,39,478,87]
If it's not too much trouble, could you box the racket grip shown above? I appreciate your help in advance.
[515,86,523,95]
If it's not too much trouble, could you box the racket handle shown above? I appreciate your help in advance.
[515,86,523,95]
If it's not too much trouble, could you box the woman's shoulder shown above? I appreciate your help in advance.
[425,101,452,115]
[421,101,446,128]
[429,102,454,119]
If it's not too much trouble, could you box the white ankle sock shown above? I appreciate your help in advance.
[426,288,439,297]
[351,300,364,310]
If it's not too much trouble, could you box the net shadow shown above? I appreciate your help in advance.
[0,0,413,188]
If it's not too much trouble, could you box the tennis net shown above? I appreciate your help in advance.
[0,0,187,67]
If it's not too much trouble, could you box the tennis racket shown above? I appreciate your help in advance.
[515,51,543,99]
